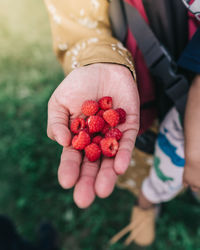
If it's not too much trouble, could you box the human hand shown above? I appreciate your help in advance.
[47,63,139,208]
[183,162,200,192]
[183,75,200,192]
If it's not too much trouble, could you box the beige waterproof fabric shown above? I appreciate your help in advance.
[44,0,136,79]
[110,206,156,246]
[117,148,153,197]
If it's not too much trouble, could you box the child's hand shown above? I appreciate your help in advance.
[183,161,200,192]
[183,75,200,192]
[47,63,139,208]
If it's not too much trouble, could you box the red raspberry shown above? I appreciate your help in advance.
[92,135,103,145]
[96,109,104,117]
[105,128,122,141]
[116,108,126,124]
[85,117,89,126]
[82,127,89,134]
[72,131,91,150]
[85,143,101,162]
[100,137,119,157]
[103,109,119,127]
[98,96,113,110]
[82,127,93,138]
[81,100,99,116]
[87,116,105,133]
[101,123,110,135]
[70,117,86,134]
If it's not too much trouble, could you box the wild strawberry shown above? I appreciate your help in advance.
[72,131,91,150]
[96,109,104,117]
[100,137,119,157]
[98,96,113,110]
[101,123,110,135]
[70,117,86,134]
[105,128,122,141]
[116,108,126,124]
[81,100,99,116]
[85,143,101,162]
[87,116,105,133]
[103,109,119,127]
[92,135,103,145]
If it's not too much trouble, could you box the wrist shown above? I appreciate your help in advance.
[185,155,200,169]
[90,63,135,79]
[83,63,137,89]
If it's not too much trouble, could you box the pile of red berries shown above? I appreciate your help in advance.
[70,96,126,162]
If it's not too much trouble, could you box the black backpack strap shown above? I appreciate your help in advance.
[122,1,189,120]
[142,0,188,60]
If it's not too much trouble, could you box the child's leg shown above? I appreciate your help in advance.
[141,107,185,205]
[138,189,154,209]
[131,107,185,245]
[111,107,185,246]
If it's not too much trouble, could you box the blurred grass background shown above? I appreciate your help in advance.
[1,1,200,249]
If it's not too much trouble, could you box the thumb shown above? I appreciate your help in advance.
[47,97,71,147]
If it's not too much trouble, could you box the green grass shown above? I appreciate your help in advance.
[1,1,200,249]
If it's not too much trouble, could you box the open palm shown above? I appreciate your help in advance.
[47,63,139,208]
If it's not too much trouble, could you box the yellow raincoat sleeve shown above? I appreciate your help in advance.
[44,0,136,80]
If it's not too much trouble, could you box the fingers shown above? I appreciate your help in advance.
[95,158,117,198]
[59,151,117,208]
[47,96,71,147]
[114,129,137,175]
[73,157,100,209]
[183,181,200,192]
[183,181,189,188]
[58,147,82,189]
[191,186,200,192]
[114,113,139,175]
